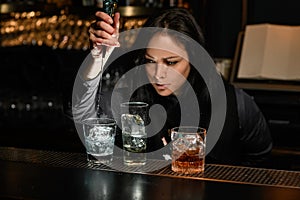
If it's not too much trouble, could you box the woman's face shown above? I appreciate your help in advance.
[145,33,190,96]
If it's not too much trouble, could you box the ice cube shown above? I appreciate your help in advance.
[121,114,144,125]
[121,114,145,134]
[88,126,112,141]
[173,137,189,153]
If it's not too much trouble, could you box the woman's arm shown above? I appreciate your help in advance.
[72,53,103,123]
[71,11,120,123]
[235,88,273,167]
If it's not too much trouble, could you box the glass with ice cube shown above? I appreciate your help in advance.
[82,118,116,165]
[171,127,206,174]
[121,102,148,166]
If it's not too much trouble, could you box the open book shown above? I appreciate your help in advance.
[237,24,300,81]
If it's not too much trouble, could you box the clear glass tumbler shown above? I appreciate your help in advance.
[83,117,116,165]
[120,102,149,166]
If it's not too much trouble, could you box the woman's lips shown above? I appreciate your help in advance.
[155,83,170,90]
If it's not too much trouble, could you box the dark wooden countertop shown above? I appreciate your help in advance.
[0,147,300,200]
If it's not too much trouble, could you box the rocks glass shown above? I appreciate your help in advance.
[82,117,116,165]
[171,126,206,174]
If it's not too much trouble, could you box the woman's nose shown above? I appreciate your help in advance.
[154,64,168,80]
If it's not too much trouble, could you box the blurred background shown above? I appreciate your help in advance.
[1,0,300,170]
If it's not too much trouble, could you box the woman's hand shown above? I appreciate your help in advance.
[89,11,120,51]
[81,11,120,80]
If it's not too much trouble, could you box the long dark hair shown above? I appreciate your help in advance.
[128,7,211,130]
[142,7,205,46]
[132,7,205,65]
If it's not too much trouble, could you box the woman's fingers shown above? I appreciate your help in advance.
[89,29,119,46]
[113,12,120,34]
[95,11,114,24]
[89,11,120,47]
[95,20,115,34]
[90,27,112,39]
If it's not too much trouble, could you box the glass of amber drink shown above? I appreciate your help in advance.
[171,126,206,174]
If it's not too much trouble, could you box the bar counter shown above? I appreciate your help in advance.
[0,147,300,200]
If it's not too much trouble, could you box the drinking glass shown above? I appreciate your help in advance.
[120,102,148,166]
[83,117,116,165]
[171,126,206,174]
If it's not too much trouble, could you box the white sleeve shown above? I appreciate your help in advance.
[71,53,103,123]
[71,45,117,122]
[72,74,100,123]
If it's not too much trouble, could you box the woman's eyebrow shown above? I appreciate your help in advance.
[145,53,180,60]
[145,53,181,60]
[145,53,154,59]
[163,56,180,60]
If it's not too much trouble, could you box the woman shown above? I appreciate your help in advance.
[73,8,272,167]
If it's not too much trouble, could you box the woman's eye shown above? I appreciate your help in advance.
[145,58,155,64]
[166,61,178,66]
